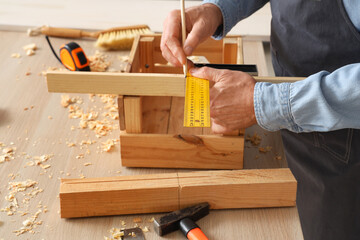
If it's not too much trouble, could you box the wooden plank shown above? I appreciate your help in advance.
[179,168,297,209]
[117,96,126,131]
[127,34,141,73]
[46,71,186,96]
[59,169,296,218]
[124,96,142,133]
[120,133,243,169]
[47,71,304,97]
[139,37,154,73]
[60,173,180,218]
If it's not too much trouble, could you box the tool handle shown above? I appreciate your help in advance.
[41,26,96,39]
[180,218,209,240]
[187,227,209,240]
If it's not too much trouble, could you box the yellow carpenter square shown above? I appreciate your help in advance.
[184,76,210,127]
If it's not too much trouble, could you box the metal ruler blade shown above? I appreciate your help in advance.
[183,75,210,127]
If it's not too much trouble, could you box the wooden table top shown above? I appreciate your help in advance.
[0,30,303,239]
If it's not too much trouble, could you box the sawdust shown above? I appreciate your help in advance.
[89,51,111,72]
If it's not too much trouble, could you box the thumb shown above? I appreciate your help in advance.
[189,66,220,83]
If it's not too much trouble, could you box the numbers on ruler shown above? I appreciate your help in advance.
[184,76,210,127]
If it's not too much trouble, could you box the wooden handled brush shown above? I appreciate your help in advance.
[29,25,152,50]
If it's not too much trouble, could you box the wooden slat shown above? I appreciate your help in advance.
[139,37,154,73]
[120,133,243,169]
[117,96,126,131]
[59,169,297,218]
[127,34,141,73]
[124,96,142,133]
[46,71,186,96]
[47,71,304,97]
[60,173,180,218]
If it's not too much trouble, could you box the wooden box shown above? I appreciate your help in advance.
[118,34,247,169]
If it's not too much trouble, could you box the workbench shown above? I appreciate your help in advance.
[0,29,303,239]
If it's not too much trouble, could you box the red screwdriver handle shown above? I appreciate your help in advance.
[187,227,209,240]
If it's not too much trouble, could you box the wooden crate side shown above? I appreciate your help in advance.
[60,173,179,218]
[179,168,297,209]
[120,133,244,169]
[142,96,171,134]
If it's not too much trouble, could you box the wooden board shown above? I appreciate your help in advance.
[60,169,296,218]
[120,133,243,169]
[60,174,179,218]
[47,71,304,97]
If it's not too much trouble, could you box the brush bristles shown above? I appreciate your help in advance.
[96,27,152,50]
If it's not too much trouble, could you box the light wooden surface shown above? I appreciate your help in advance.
[0,31,303,239]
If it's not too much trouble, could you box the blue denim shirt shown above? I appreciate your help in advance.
[203,0,360,132]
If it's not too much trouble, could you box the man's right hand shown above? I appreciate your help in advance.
[161,3,223,67]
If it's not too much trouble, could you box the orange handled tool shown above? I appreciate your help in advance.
[154,202,210,240]
[180,218,209,240]
[45,36,90,71]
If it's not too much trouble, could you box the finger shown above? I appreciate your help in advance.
[183,19,205,56]
[211,119,229,134]
[161,10,186,64]
[166,36,187,65]
[161,44,183,67]
[189,67,221,83]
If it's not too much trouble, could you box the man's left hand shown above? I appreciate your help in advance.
[190,67,257,134]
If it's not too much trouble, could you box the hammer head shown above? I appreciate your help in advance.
[154,202,209,236]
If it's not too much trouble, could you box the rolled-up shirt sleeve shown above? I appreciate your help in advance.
[254,63,360,132]
[202,0,269,39]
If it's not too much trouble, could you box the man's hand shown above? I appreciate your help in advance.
[190,67,257,134]
[161,4,223,67]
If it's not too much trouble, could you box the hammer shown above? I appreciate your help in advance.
[154,202,210,240]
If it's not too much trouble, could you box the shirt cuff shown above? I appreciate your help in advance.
[254,82,302,132]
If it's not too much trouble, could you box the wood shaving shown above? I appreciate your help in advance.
[101,139,118,152]
[1,146,16,164]
[11,53,21,58]
[83,162,92,166]
[259,146,272,153]
[23,43,37,51]
[133,217,142,223]
[89,51,111,72]
[26,49,35,56]
[13,209,42,236]
[142,226,150,232]
[245,132,262,146]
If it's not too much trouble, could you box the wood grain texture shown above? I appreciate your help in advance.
[124,96,143,133]
[179,168,297,209]
[117,96,126,131]
[120,133,244,169]
[47,71,303,97]
[60,174,179,218]
[46,71,186,96]
[60,169,296,218]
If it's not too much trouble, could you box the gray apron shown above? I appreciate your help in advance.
[270,0,360,239]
